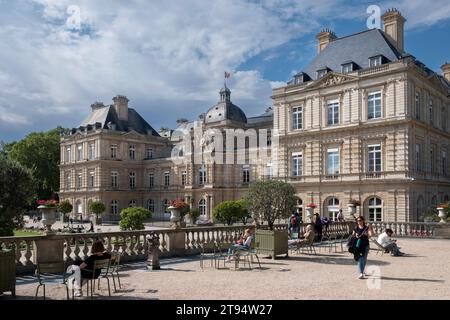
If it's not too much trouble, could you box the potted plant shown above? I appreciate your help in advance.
[37,199,58,233]
[168,199,189,228]
[246,180,296,259]
[89,201,106,225]
[58,200,72,224]
[436,203,448,223]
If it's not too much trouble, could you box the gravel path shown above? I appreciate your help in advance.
[2,238,449,300]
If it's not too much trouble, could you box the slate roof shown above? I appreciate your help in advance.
[302,28,402,80]
[247,108,273,125]
[79,106,160,136]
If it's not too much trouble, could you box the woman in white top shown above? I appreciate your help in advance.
[226,229,253,261]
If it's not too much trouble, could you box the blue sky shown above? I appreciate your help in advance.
[0,0,449,143]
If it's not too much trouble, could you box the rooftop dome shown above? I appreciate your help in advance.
[205,85,247,124]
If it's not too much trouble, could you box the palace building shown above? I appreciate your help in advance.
[59,9,450,223]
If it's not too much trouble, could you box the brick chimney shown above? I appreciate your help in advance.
[441,62,450,82]
[316,29,337,54]
[382,8,406,53]
[112,95,129,121]
[90,102,105,111]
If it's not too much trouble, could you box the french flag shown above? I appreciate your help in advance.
[224,71,232,79]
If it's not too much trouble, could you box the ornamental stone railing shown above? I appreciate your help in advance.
[0,221,444,275]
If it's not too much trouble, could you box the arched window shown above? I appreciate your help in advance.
[199,199,206,216]
[326,197,340,221]
[367,197,382,222]
[129,200,137,207]
[431,195,438,207]
[147,199,155,212]
[76,200,83,214]
[111,200,119,215]
[162,199,170,213]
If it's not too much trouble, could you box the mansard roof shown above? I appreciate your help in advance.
[79,105,160,136]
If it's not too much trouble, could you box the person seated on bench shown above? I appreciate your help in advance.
[226,229,253,261]
[377,228,404,256]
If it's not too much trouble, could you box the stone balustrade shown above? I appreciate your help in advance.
[0,221,443,274]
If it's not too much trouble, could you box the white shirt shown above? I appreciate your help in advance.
[243,235,253,247]
[377,232,392,247]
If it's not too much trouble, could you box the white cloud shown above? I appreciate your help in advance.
[0,0,448,141]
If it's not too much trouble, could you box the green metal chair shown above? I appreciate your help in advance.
[80,258,112,299]
[199,242,218,269]
[35,261,70,300]
[101,251,122,292]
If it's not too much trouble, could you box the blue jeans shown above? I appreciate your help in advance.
[228,244,249,256]
[357,245,369,274]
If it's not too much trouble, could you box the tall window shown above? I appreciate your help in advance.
[429,99,433,125]
[430,146,434,173]
[327,148,340,175]
[77,145,83,161]
[327,198,340,221]
[111,171,118,188]
[181,171,187,186]
[441,107,447,131]
[292,153,302,176]
[368,92,382,119]
[88,143,95,160]
[327,101,339,125]
[292,107,303,130]
[415,144,421,172]
[243,165,250,183]
[199,165,206,185]
[66,173,71,190]
[88,171,94,188]
[164,171,170,187]
[77,173,82,190]
[146,148,153,159]
[266,163,273,180]
[368,197,382,222]
[129,172,136,189]
[129,145,135,160]
[415,92,420,120]
[199,199,206,216]
[66,146,71,163]
[129,200,137,207]
[342,63,353,73]
[147,199,155,212]
[111,200,119,215]
[368,144,381,172]
[162,199,169,213]
[267,130,272,147]
[148,173,154,189]
[111,144,117,159]
[442,151,447,176]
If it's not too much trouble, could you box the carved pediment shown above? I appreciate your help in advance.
[306,72,358,89]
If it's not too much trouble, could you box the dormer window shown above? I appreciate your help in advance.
[317,68,328,79]
[293,72,310,84]
[341,63,354,74]
[369,55,382,68]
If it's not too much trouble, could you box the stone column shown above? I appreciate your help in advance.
[166,230,186,256]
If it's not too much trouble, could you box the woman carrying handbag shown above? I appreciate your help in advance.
[351,216,374,279]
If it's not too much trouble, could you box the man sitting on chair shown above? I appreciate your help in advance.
[377,228,404,256]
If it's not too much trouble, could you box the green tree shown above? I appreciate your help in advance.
[0,158,34,236]
[236,199,251,224]
[89,201,106,223]
[245,180,296,230]
[58,200,73,220]
[7,126,68,200]
[213,200,247,226]
[119,207,151,231]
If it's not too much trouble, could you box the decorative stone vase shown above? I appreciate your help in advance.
[348,204,357,216]
[437,207,447,224]
[168,206,181,228]
[305,207,314,223]
[38,205,57,233]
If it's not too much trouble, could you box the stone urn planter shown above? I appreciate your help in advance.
[38,205,57,233]
[168,206,181,229]
[437,207,447,224]
[348,204,357,216]
[305,206,316,223]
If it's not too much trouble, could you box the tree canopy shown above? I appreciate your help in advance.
[245,180,297,230]
[213,200,247,226]
[5,127,68,201]
[0,158,34,236]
